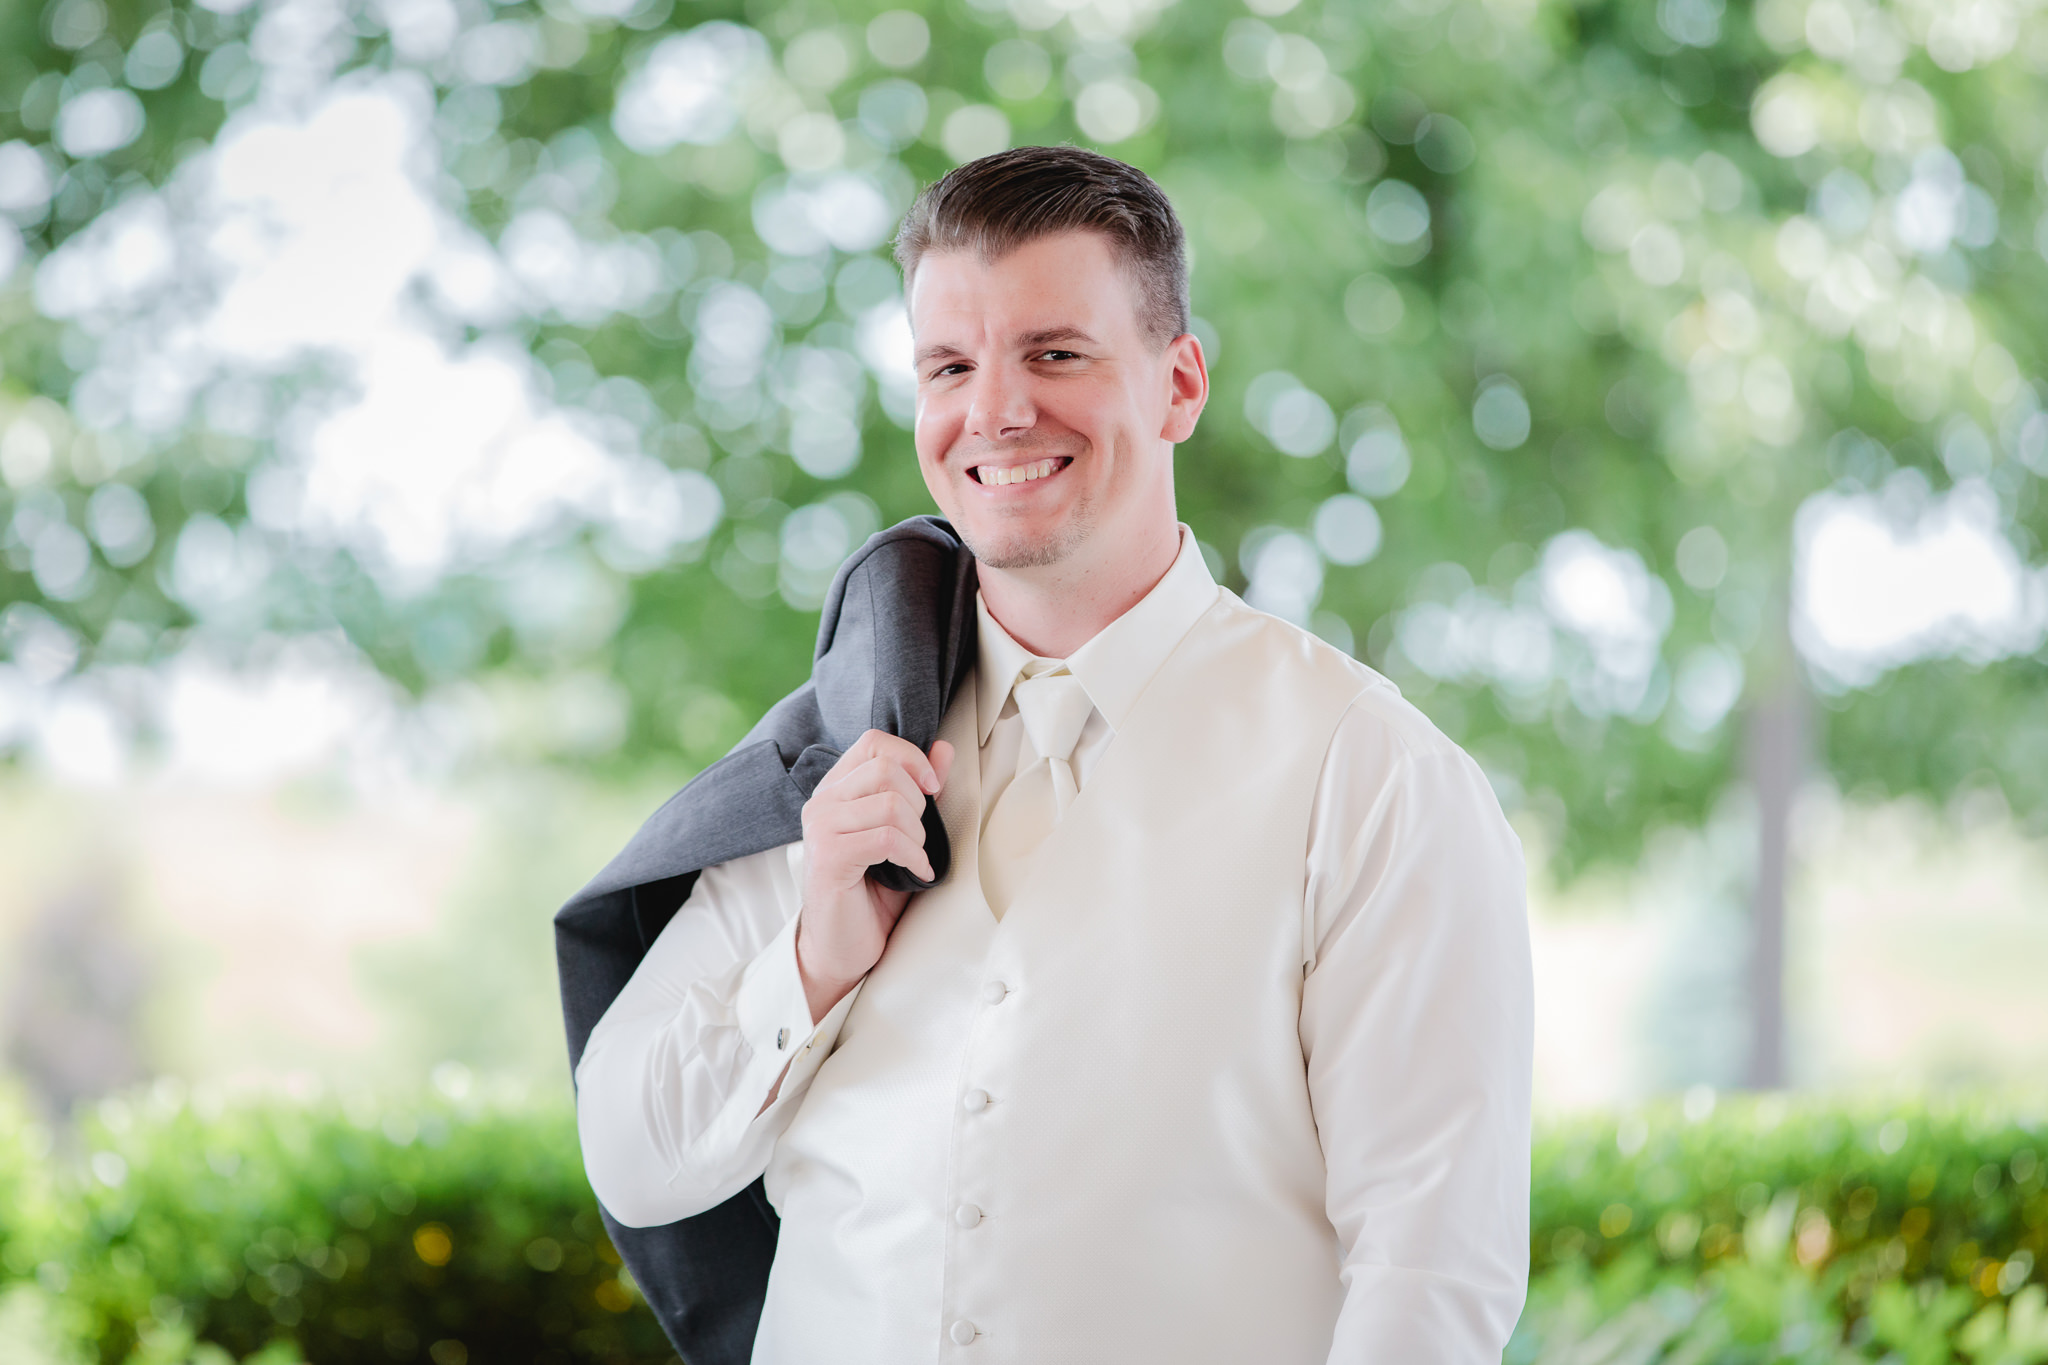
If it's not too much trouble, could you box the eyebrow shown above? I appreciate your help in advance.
[1017,327,1098,351]
[913,327,1101,368]
[913,341,970,368]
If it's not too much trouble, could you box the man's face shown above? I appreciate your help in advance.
[908,230,1204,572]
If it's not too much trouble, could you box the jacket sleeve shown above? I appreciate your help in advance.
[1300,690,1534,1363]
[575,841,862,1228]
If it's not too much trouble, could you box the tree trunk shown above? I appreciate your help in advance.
[1743,667,1807,1090]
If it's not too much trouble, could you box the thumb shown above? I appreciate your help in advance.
[928,739,956,792]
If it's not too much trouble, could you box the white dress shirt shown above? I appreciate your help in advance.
[576,523,1533,1361]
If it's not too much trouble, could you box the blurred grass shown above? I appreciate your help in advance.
[2,1083,2043,1363]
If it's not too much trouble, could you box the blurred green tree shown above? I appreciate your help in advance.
[0,0,2042,1085]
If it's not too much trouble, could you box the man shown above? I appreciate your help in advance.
[575,147,1533,1362]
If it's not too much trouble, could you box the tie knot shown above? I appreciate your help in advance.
[1012,668,1093,767]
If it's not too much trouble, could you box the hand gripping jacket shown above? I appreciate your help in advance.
[553,516,979,1365]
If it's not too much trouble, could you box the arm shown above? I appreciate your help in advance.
[1301,694,1534,1362]
[574,842,859,1228]
[575,729,957,1228]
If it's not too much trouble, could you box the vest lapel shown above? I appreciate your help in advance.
[930,665,987,913]
[970,594,1230,926]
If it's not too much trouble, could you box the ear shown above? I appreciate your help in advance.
[1159,331,1209,444]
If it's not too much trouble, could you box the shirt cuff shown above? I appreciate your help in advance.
[732,912,861,1116]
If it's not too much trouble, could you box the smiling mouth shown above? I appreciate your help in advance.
[972,456,1072,486]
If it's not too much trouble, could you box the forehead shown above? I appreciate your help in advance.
[907,230,1145,341]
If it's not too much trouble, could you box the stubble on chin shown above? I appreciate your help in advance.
[956,493,1094,571]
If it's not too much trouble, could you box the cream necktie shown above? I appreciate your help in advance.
[979,662,1095,920]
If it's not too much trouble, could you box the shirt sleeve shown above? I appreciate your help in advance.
[574,840,863,1229]
[1300,689,1534,1363]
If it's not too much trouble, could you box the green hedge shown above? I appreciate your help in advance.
[1517,1094,2048,1364]
[0,1081,671,1365]
[1533,1095,2046,1289]
[2,1085,2042,1363]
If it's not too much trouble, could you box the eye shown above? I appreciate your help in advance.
[1035,350,1081,362]
[927,362,971,379]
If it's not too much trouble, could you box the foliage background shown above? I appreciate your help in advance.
[3,0,2043,871]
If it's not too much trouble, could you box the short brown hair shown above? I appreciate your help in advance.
[893,145,1191,348]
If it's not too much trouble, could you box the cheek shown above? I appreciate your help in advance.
[912,401,967,509]
[1055,391,1137,460]
[912,393,956,466]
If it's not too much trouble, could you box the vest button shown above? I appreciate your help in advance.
[981,980,1007,1004]
[949,1319,978,1345]
[955,1203,982,1228]
[961,1088,990,1113]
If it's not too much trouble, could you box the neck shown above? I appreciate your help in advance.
[976,517,1182,658]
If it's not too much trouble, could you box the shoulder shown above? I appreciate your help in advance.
[1213,594,1508,840]
[1319,686,1515,874]
[1335,679,1471,769]
[1211,589,1462,767]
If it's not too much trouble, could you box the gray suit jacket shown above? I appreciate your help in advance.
[553,515,978,1365]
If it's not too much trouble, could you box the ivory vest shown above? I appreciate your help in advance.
[755,589,1383,1364]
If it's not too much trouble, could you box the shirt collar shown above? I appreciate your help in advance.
[974,523,1219,747]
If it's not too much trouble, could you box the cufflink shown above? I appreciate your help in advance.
[776,1027,789,1051]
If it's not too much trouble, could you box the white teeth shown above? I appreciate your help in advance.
[983,458,1060,486]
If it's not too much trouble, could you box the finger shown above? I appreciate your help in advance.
[856,789,929,845]
[847,825,934,882]
[814,739,877,796]
[856,728,942,795]
[802,765,925,839]
[928,739,955,792]
[816,735,916,794]
[809,828,931,888]
[812,790,927,848]
[823,755,928,812]
[816,731,942,800]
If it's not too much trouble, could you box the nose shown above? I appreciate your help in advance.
[965,361,1035,443]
